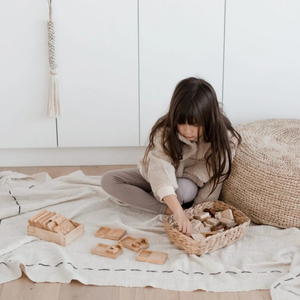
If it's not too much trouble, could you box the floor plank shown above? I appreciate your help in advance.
[0,274,35,300]
[118,287,137,300]
[135,287,179,300]
[238,290,271,300]
[80,166,103,176]
[36,166,80,178]
[179,290,241,300]
[97,165,122,175]
[59,280,118,300]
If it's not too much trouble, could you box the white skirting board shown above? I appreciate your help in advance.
[0,147,146,167]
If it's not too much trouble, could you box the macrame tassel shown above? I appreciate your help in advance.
[47,3,62,117]
[48,70,61,117]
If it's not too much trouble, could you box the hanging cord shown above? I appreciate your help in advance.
[47,0,62,117]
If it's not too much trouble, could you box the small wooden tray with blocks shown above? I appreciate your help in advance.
[91,243,123,259]
[119,236,149,252]
[27,209,84,247]
[94,226,126,240]
[136,249,168,265]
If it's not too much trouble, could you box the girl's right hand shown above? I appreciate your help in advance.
[173,208,192,236]
[163,194,192,236]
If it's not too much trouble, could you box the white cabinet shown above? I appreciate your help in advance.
[139,0,225,145]
[223,0,300,125]
[56,0,139,147]
[0,0,57,148]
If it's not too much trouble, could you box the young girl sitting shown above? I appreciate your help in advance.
[101,77,241,236]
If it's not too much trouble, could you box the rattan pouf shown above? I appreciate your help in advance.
[220,119,300,229]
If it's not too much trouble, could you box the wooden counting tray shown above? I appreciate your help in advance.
[94,226,126,240]
[136,249,168,265]
[91,243,123,259]
[119,236,149,252]
[27,222,84,247]
[27,209,84,246]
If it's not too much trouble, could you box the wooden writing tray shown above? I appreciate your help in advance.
[119,236,149,252]
[136,249,168,265]
[94,226,126,240]
[91,243,123,259]
[27,223,84,247]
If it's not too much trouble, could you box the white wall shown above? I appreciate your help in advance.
[0,0,299,166]
[224,0,300,125]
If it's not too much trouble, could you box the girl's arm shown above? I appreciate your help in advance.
[193,182,223,205]
[163,194,192,236]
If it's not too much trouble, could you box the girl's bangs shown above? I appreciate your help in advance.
[176,104,202,126]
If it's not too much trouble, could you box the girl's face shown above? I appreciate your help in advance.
[177,123,203,141]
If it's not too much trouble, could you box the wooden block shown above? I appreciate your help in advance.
[28,209,49,226]
[91,243,123,259]
[136,249,167,265]
[53,219,78,235]
[27,223,84,246]
[45,214,63,231]
[95,226,126,240]
[219,216,236,227]
[194,212,210,221]
[215,211,222,220]
[205,218,221,226]
[41,212,59,229]
[119,236,149,252]
[221,209,234,220]
[37,212,57,229]
[47,215,67,231]
[211,223,226,232]
[203,221,213,228]
[191,233,205,241]
[200,227,211,234]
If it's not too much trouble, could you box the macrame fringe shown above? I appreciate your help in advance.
[47,3,62,118]
[47,71,62,117]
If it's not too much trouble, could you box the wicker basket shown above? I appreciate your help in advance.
[163,201,250,255]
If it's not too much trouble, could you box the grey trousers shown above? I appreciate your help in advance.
[101,168,199,214]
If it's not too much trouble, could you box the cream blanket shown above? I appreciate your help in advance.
[0,171,299,300]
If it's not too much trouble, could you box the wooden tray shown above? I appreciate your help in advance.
[136,249,168,265]
[91,243,123,259]
[27,223,84,247]
[119,236,148,252]
[94,226,126,240]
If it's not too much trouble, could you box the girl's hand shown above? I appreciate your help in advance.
[173,208,192,236]
[163,195,192,236]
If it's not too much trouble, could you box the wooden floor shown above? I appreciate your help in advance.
[0,165,272,300]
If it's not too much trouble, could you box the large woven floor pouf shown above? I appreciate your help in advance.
[220,119,300,229]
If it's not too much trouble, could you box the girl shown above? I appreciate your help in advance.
[101,77,241,236]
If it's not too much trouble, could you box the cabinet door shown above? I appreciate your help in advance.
[0,0,57,148]
[224,0,300,125]
[56,0,139,147]
[139,0,225,145]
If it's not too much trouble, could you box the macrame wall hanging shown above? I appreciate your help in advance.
[47,0,62,117]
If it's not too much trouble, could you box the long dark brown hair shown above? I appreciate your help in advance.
[143,77,242,195]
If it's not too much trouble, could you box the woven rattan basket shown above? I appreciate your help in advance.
[163,201,250,255]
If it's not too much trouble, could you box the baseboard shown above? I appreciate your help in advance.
[0,147,146,167]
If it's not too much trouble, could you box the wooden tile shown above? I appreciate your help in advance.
[94,227,126,240]
[136,249,168,265]
[91,243,123,259]
[119,236,149,252]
